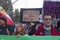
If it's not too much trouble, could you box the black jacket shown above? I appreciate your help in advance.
[0,25,15,35]
[28,25,36,35]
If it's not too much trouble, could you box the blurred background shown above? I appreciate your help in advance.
[0,0,60,23]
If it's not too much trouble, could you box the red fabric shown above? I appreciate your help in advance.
[34,24,57,36]
[0,13,14,26]
[57,32,60,35]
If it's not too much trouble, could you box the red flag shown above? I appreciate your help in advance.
[0,12,14,26]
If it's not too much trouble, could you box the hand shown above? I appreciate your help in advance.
[16,35,21,38]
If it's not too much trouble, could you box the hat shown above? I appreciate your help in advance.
[0,17,7,23]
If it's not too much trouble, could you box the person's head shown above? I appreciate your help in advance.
[27,22,35,28]
[27,22,31,26]
[57,20,60,28]
[43,14,52,26]
[15,23,26,35]
[0,17,7,27]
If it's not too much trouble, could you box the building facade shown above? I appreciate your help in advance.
[43,0,60,19]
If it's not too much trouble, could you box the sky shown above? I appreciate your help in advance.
[11,0,44,11]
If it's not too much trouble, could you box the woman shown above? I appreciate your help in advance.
[13,23,28,36]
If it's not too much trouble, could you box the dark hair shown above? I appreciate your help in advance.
[27,22,31,25]
[0,17,7,23]
[43,14,52,19]
[57,20,60,28]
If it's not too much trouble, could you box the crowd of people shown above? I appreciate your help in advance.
[0,14,60,37]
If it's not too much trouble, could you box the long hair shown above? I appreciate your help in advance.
[13,23,26,35]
